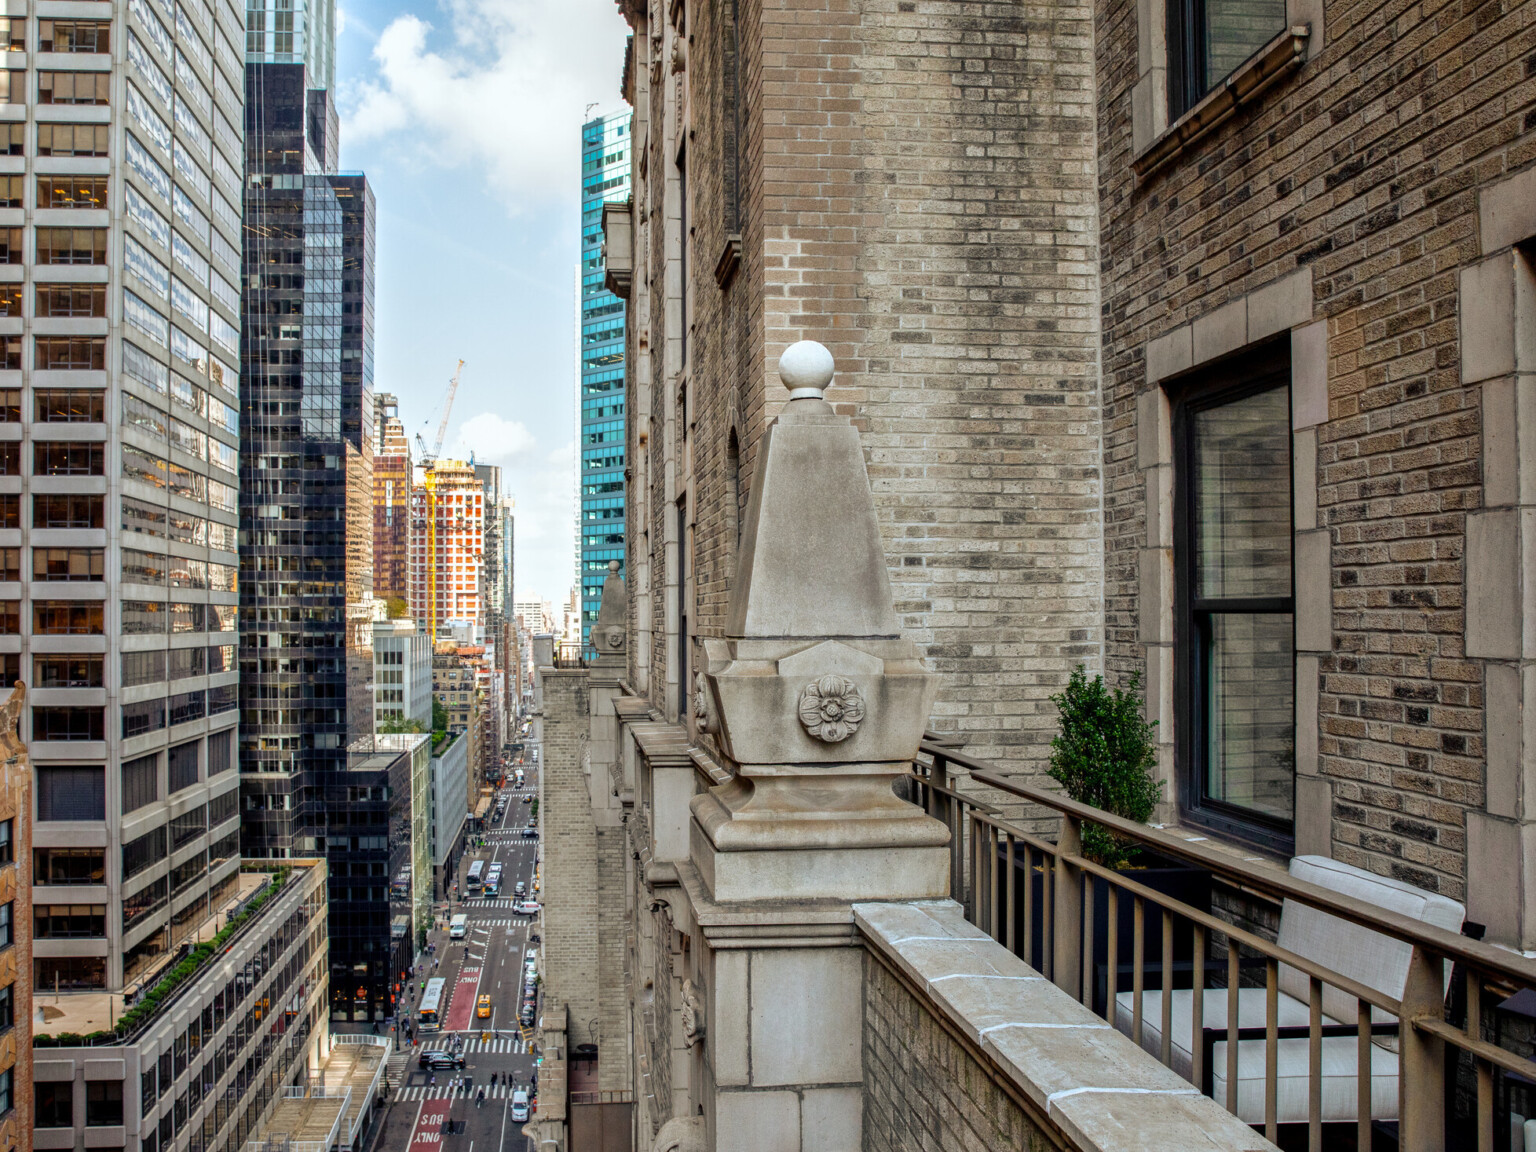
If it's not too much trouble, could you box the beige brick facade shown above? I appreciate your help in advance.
[609,0,1536,942]
[619,0,1105,769]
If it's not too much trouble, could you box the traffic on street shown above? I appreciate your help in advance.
[375,723,542,1152]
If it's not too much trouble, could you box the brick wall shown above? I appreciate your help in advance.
[1095,0,1536,893]
[537,669,600,1041]
[629,0,1106,776]
[862,951,1052,1151]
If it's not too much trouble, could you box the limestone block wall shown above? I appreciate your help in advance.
[537,669,600,1047]
[594,824,632,1092]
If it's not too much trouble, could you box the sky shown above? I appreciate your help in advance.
[333,0,630,609]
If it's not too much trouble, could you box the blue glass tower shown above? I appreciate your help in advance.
[579,112,631,650]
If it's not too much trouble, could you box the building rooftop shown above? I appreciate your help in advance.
[35,865,313,1042]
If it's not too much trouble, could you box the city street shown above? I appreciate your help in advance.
[375,733,542,1152]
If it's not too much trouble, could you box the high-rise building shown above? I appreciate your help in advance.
[239,61,376,848]
[514,597,555,636]
[578,112,631,650]
[245,0,336,92]
[0,0,248,998]
[373,392,411,604]
[371,617,431,729]
[408,460,484,636]
[242,5,389,1019]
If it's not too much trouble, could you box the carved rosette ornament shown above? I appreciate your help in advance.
[796,675,865,743]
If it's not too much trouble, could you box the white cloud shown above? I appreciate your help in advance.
[340,0,629,214]
[451,410,538,462]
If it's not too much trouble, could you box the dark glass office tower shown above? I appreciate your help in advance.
[242,61,395,1020]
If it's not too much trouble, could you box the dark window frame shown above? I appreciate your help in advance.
[1170,339,1297,853]
[1167,0,1289,119]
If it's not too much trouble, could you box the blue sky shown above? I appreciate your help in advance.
[333,0,630,608]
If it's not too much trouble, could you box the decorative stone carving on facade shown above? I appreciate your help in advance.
[693,341,950,903]
[796,675,865,743]
[650,1117,704,1152]
[693,672,713,732]
[591,560,628,658]
[0,682,23,760]
[679,979,704,1047]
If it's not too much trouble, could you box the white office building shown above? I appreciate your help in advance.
[370,617,430,729]
[11,0,246,995]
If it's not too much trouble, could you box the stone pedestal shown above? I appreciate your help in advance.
[679,342,950,1149]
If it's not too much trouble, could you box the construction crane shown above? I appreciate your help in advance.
[417,359,464,637]
[415,359,465,467]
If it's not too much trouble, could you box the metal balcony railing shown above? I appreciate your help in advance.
[914,739,1536,1152]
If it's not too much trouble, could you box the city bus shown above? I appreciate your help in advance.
[418,977,446,1032]
[485,868,501,898]
[466,860,485,891]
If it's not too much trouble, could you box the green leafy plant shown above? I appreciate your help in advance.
[48,867,295,1044]
[1047,667,1162,869]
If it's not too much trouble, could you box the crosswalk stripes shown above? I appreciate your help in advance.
[394,1084,532,1101]
[461,1038,523,1053]
[385,1053,411,1090]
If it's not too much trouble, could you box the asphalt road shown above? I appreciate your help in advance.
[376,732,543,1152]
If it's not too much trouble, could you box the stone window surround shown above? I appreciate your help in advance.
[1130,0,1324,164]
[1139,266,1328,855]
[1460,164,1536,949]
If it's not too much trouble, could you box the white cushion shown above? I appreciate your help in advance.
[1210,1033,1399,1125]
[1113,987,1321,1081]
[1113,987,1397,1124]
[1278,855,1465,1025]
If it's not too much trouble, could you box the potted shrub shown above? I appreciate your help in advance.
[997,667,1211,1013]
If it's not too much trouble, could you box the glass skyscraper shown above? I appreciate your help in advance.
[241,3,400,1020]
[579,112,630,650]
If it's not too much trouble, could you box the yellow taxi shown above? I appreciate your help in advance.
[477,994,492,1019]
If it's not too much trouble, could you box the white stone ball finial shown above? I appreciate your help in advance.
[778,340,834,401]
[608,560,620,574]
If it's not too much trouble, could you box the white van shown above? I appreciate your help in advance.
[449,913,468,939]
[510,1090,530,1122]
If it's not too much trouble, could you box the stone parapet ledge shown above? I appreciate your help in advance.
[853,900,1278,1152]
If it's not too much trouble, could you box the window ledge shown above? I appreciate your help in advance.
[1133,25,1310,181]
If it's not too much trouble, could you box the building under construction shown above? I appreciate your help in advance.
[408,459,486,635]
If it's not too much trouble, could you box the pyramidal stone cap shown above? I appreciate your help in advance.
[701,340,939,769]
[725,342,898,640]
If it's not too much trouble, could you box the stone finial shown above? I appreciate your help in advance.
[779,339,835,401]
[591,559,627,657]
[695,345,947,902]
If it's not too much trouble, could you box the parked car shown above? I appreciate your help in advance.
[520,1005,535,1026]
[418,1051,466,1070]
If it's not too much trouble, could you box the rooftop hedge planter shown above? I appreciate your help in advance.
[34,866,292,1046]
